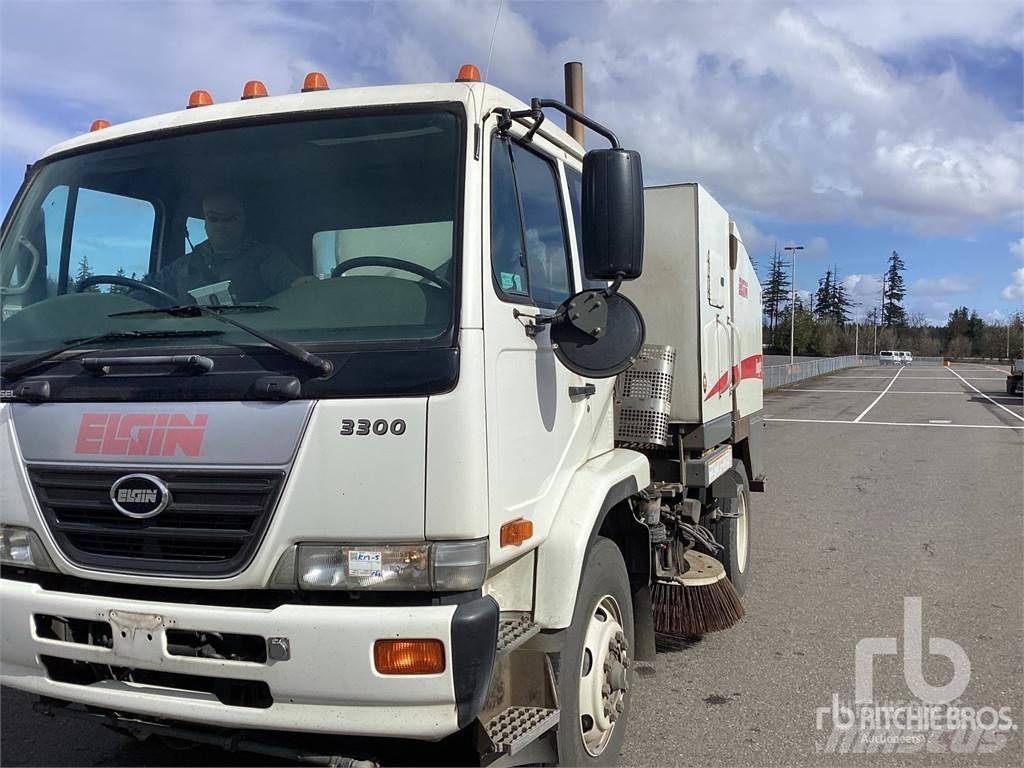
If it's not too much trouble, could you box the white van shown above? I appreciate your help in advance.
[900,351,914,365]
[880,350,897,366]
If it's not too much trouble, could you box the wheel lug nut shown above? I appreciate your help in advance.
[602,683,611,695]
[616,700,624,713]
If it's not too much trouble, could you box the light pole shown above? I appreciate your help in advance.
[784,245,804,364]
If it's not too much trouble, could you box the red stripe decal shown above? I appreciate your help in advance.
[704,354,763,400]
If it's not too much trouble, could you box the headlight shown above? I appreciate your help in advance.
[0,526,57,572]
[269,539,488,591]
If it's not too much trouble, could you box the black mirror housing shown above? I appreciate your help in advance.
[582,148,644,281]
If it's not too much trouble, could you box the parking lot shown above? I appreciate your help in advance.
[3,363,1022,766]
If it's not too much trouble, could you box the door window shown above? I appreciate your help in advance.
[490,137,573,307]
[69,188,155,290]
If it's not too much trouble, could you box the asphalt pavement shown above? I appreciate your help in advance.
[3,363,1022,767]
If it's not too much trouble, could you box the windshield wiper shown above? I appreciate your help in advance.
[109,304,333,376]
[2,329,225,381]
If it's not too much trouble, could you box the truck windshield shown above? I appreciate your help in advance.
[0,108,462,359]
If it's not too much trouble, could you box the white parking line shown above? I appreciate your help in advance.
[833,375,966,380]
[946,367,1024,423]
[780,388,980,395]
[853,367,903,422]
[765,418,1024,431]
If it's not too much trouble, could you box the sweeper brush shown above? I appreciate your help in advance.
[653,550,744,636]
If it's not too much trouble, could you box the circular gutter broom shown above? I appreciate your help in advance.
[653,550,744,636]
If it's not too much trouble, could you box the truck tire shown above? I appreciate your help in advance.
[710,462,750,597]
[553,537,634,766]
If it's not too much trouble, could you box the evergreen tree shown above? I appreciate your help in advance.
[814,269,833,321]
[882,250,907,327]
[73,254,97,292]
[832,268,854,324]
[762,248,790,344]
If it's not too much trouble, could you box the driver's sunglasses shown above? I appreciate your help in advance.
[205,213,241,224]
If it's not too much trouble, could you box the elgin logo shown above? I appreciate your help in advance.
[75,413,208,457]
[117,488,157,504]
[738,278,749,298]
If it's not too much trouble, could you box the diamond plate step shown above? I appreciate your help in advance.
[484,706,560,755]
[496,615,541,655]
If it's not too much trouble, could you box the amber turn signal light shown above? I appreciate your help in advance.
[89,119,111,132]
[374,639,445,675]
[455,64,481,82]
[302,71,329,92]
[500,518,533,547]
[187,90,213,109]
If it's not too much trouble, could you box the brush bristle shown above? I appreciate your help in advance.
[652,577,744,636]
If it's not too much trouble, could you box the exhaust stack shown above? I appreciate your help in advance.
[564,61,584,145]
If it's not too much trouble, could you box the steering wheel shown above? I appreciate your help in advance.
[331,256,451,291]
[76,274,178,306]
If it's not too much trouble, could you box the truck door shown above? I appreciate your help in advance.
[483,129,593,568]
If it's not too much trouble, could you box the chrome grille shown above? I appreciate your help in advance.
[28,466,284,576]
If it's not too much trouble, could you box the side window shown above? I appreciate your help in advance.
[69,188,155,290]
[490,138,528,297]
[510,143,571,307]
[185,216,207,255]
[566,167,605,290]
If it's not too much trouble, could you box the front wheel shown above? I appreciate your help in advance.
[553,537,634,766]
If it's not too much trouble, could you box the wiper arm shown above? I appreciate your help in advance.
[109,304,333,376]
[2,329,225,381]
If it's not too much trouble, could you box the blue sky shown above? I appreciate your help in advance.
[1,0,1022,323]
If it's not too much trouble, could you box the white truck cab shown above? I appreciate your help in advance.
[0,66,764,766]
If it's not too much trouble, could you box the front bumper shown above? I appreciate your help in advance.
[0,575,497,740]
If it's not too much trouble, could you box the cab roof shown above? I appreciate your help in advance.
[41,81,584,162]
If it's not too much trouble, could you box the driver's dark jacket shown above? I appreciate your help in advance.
[146,239,301,302]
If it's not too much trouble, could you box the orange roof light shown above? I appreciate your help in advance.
[89,119,111,132]
[455,64,481,83]
[187,90,214,109]
[374,639,445,675]
[301,71,329,92]
[242,80,268,100]
[500,518,533,548]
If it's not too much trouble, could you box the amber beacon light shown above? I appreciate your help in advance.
[242,80,268,100]
[89,119,111,132]
[455,63,481,82]
[187,90,214,109]
[373,639,445,675]
[302,71,329,92]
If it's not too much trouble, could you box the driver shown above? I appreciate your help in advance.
[147,193,305,303]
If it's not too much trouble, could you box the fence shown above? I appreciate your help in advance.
[763,355,865,390]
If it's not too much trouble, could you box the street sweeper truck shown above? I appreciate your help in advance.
[0,62,764,766]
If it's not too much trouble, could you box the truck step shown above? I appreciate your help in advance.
[484,706,560,755]
[496,615,541,655]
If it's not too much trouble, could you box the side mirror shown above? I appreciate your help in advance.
[550,289,645,378]
[582,148,644,281]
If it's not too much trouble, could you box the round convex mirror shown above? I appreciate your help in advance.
[550,290,645,378]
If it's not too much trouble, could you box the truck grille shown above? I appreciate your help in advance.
[28,466,285,577]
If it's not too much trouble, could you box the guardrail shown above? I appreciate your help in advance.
[763,355,865,390]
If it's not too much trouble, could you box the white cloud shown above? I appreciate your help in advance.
[910,275,975,295]
[842,273,883,308]
[1002,267,1024,301]
[0,0,1021,235]
[1011,238,1024,260]
[988,309,1007,323]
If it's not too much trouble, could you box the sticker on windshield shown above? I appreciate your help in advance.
[500,272,523,293]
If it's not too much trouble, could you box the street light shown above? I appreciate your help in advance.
[784,244,804,365]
